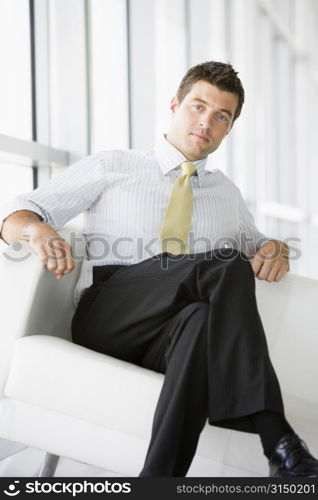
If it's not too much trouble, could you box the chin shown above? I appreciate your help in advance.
[187,146,208,161]
[188,153,204,162]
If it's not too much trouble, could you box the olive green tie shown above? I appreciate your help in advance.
[160,161,197,254]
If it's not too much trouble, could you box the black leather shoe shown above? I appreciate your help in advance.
[269,433,318,477]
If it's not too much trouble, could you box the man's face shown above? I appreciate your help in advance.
[166,80,239,161]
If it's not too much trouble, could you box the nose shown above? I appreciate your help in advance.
[200,121,209,130]
[199,121,210,133]
[199,112,212,130]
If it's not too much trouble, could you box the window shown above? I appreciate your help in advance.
[0,0,32,142]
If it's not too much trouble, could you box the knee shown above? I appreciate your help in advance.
[181,301,209,322]
[216,248,252,275]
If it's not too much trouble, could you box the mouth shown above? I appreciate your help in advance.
[191,133,209,143]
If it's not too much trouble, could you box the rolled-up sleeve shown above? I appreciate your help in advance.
[0,152,108,235]
[236,189,270,258]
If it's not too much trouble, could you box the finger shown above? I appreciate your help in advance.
[53,240,69,274]
[266,262,282,282]
[35,240,58,272]
[50,241,74,277]
[46,246,59,272]
[256,259,273,280]
[274,262,289,282]
[48,239,69,275]
[250,254,263,276]
[62,245,75,274]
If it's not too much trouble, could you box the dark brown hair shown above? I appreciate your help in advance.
[176,61,245,122]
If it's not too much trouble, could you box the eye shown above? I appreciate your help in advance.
[193,104,202,110]
[216,113,229,122]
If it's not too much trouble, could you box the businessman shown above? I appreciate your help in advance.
[1,61,318,477]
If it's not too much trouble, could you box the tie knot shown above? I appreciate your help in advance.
[181,161,196,177]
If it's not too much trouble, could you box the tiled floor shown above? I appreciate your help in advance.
[0,440,125,477]
[1,419,317,477]
[0,438,264,477]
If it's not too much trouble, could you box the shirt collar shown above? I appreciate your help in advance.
[154,134,209,184]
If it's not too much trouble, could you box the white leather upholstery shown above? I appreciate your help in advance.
[1,229,317,476]
[0,230,83,393]
[255,273,318,426]
[4,335,163,439]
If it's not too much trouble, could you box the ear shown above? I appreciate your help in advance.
[170,95,179,115]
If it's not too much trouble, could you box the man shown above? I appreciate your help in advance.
[1,61,318,478]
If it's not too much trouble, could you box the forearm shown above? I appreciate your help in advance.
[1,210,42,245]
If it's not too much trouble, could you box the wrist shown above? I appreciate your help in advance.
[23,220,47,241]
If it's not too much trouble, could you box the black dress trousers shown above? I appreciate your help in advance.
[71,248,285,477]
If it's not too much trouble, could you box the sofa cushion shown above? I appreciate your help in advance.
[4,335,163,440]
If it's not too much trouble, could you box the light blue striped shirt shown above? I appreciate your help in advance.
[0,135,269,304]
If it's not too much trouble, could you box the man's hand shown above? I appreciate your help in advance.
[250,239,289,283]
[25,221,74,280]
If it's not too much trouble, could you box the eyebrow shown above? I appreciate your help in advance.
[192,98,233,118]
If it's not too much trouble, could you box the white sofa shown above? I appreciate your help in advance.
[0,228,318,477]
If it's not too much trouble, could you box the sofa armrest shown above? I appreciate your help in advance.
[0,229,84,393]
[255,272,318,417]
